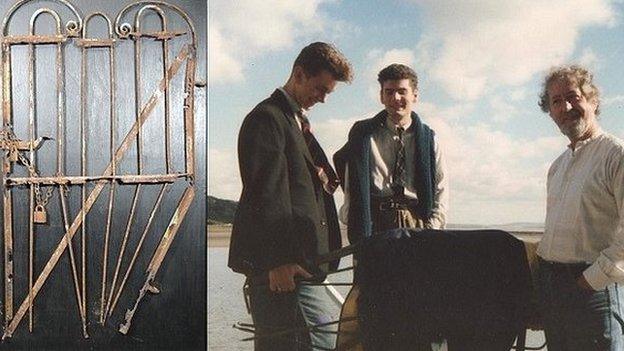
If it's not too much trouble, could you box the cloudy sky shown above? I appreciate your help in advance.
[209,0,624,225]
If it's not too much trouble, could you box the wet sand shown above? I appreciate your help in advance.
[208,230,232,248]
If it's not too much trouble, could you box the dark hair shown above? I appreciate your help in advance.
[538,64,601,115]
[377,64,418,91]
[293,42,353,82]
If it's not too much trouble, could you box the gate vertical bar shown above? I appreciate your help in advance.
[2,40,14,327]
[26,11,36,332]
[161,14,171,174]
[79,16,87,329]
[184,46,195,179]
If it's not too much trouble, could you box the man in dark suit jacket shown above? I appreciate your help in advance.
[229,42,353,351]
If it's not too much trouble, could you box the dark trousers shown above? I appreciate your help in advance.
[538,260,624,351]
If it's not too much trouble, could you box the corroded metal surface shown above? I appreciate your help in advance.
[2,37,14,328]
[5,173,188,185]
[0,0,200,340]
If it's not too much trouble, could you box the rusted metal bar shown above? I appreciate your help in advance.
[5,173,188,186]
[27,186,33,332]
[103,184,141,323]
[59,188,88,338]
[101,182,115,324]
[131,30,185,40]
[161,17,171,174]
[2,40,14,327]
[108,183,168,318]
[26,9,48,332]
[2,34,65,45]
[119,186,195,334]
[2,44,191,339]
[2,189,13,326]
[183,47,196,179]
[74,38,114,48]
[0,136,47,151]
[134,20,142,176]
[79,16,87,331]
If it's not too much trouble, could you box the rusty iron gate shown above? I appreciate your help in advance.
[0,0,204,343]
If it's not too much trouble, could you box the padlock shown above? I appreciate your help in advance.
[33,204,47,224]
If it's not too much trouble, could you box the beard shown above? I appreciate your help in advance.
[558,110,588,141]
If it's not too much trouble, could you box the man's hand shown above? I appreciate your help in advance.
[268,264,313,293]
[577,274,595,292]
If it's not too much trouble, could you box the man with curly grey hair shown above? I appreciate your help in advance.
[536,65,624,350]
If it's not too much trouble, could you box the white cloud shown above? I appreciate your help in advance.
[510,89,527,101]
[209,24,244,83]
[578,47,599,68]
[489,95,518,123]
[209,0,331,84]
[603,94,624,106]
[417,100,474,121]
[427,116,564,224]
[312,116,361,158]
[411,0,616,100]
[208,148,241,201]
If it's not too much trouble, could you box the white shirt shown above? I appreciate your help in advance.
[339,116,449,229]
[537,131,624,290]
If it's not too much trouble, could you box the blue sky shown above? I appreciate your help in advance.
[209,0,624,225]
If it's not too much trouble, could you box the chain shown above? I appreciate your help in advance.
[2,125,56,207]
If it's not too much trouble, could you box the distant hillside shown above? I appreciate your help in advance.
[448,222,544,232]
[206,196,544,231]
[207,196,238,224]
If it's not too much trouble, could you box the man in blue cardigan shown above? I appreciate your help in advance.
[334,64,448,245]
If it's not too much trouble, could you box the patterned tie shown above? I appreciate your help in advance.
[392,126,406,196]
[299,112,340,194]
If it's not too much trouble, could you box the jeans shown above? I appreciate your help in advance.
[247,280,341,351]
[538,259,624,351]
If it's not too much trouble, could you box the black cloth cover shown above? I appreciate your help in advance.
[357,229,532,351]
